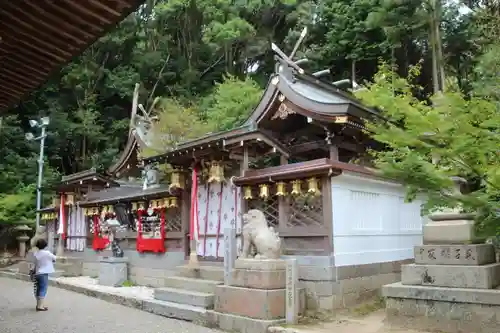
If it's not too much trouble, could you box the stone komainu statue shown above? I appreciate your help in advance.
[29,226,47,250]
[241,209,282,260]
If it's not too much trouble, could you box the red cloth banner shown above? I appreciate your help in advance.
[92,215,109,251]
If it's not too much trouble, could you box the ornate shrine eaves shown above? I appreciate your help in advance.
[0,0,145,113]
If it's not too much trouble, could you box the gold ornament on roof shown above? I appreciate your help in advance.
[307,178,321,196]
[291,180,302,196]
[208,161,225,183]
[243,186,253,200]
[169,171,185,190]
[259,184,270,200]
[276,182,287,197]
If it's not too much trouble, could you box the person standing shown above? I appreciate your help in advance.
[32,238,56,311]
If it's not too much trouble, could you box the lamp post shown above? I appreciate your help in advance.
[25,117,50,230]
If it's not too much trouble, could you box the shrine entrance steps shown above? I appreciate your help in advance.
[151,263,224,324]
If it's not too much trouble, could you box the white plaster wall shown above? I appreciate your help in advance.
[331,171,427,267]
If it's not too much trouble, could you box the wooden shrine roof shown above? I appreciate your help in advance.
[0,0,144,113]
[233,158,377,185]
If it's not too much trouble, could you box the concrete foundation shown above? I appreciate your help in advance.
[98,256,128,287]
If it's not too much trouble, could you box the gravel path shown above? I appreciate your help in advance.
[0,277,223,333]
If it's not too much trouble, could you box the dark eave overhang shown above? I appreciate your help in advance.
[0,0,145,113]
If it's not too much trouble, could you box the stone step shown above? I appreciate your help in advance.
[143,298,214,326]
[154,287,214,308]
[177,265,224,281]
[163,276,222,294]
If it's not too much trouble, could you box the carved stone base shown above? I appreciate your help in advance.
[231,259,286,289]
[98,257,128,287]
[423,218,481,244]
[414,244,496,266]
[401,263,500,289]
[215,285,305,320]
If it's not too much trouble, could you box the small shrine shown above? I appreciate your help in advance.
[35,34,426,330]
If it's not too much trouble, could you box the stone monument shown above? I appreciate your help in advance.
[98,218,128,287]
[214,210,304,333]
[383,177,500,333]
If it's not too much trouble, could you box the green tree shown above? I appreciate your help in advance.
[203,75,263,131]
[356,63,500,236]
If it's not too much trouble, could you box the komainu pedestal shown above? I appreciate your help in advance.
[214,258,305,333]
[98,257,128,287]
[383,211,500,333]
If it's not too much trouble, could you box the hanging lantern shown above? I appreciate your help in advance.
[276,182,287,197]
[82,208,87,216]
[259,184,270,200]
[108,205,115,215]
[307,178,321,196]
[291,180,302,196]
[155,200,162,209]
[243,186,253,200]
[169,197,178,208]
[162,198,169,208]
[91,207,97,216]
[131,202,138,212]
[66,193,75,206]
[138,202,146,212]
[208,161,225,183]
[151,200,157,209]
[169,171,185,190]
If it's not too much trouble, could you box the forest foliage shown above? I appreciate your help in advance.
[0,0,499,228]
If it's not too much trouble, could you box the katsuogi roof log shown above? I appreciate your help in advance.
[0,0,144,112]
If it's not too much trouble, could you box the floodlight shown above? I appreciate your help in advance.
[41,117,50,126]
[29,119,39,128]
[25,132,35,141]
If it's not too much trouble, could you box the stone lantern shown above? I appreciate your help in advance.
[14,224,32,258]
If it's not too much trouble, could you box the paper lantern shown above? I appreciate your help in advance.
[307,178,321,196]
[138,202,146,212]
[259,184,270,200]
[131,202,138,212]
[291,180,302,196]
[243,186,253,200]
[168,197,178,208]
[208,161,225,183]
[276,182,287,197]
[150,200,157,209]
[169,171,185,190]
[108,205,115,215]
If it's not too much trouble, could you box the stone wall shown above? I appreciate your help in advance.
[70,248,185,287]
[287,255,410,310]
